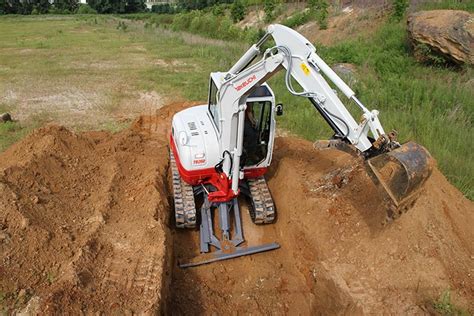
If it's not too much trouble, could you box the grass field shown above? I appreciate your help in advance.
[0,15,472,199]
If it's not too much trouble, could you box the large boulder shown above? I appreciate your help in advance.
[407,10,473,64]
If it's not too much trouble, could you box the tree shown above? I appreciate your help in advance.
[77,3,97,13]
[0,0,8,14]
[53,0,79,13]
[36,0,51,14]
[20,0,34,14]
[177,0,220,11]
[125,0,145,13]
[231,0,245,23]
[173,0,233,12]
[88,0,112,13]
[8,0,23,14]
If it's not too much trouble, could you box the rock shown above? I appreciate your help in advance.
[0,112,12,122]
[17,289,27,299]
[407,10,474,64]
[0,230,11,242]
[17,295,41,316]
[31,195,40,204]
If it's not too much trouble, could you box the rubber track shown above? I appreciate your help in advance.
[170,151,196,228]
[247,176,276,224]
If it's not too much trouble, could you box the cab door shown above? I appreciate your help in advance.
[242,100,273,166]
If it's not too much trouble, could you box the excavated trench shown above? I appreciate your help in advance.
[165,136,386,314]
[0,102,473,314]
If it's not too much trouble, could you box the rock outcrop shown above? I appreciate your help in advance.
[407,10,473,64]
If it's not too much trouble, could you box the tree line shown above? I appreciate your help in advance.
[0,0,146,14]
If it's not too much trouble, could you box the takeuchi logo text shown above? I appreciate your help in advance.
[235,75,257,91]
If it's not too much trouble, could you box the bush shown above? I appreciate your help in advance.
[391,0,408,21]
[0,0,51,14]
[172,11,197,31]
[231,0,245,23]
[414,43,451,66]
[211,4,225,16]
[52,0,78,14]
[151,3,177,14]
[263,0,277,22]
[116,20,128,31]
[217,16,240,40]
[308,0,328,29]
[77,4,97,14]
[282,10,311,28]
[433,290,469,315]
[36,0,50,13]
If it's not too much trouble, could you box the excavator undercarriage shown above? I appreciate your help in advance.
[171,151,279,268]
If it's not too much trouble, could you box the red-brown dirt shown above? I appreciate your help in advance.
[0,109,175,314]
[1,102,473,314]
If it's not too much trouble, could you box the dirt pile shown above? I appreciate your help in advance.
[0,104,182,313]
[1,102,473,314]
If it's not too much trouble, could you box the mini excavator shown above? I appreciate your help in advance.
[169,24,433,268]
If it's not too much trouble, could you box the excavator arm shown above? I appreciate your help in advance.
[218,24,433,217]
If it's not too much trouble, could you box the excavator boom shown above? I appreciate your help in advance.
[221,24,434,217]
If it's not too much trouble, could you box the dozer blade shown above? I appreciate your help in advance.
[367,141,434,218]
[179,242,280,268]
[178,195,279,268]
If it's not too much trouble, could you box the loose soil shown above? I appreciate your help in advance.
[0,102,473,314]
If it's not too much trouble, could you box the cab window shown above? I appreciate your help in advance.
[208,79,220,132]
[242,100,272,166]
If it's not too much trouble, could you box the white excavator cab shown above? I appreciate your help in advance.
[207,72,277,172]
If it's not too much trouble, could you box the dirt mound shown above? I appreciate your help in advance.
[0,118,174,313]
[1,102,473,314]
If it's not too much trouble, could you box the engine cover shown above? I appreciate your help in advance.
[171,104,220,177]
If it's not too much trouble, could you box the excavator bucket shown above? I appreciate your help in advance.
[367,142,434,218]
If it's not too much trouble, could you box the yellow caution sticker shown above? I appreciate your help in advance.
[300,63,311,76]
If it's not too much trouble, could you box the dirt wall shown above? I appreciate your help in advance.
[0,122,173,313]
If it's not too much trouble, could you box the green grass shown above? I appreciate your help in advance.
[0,15,183,130]
[121,11,263,43]
[420,0,474,12]
[432,290,469,315]
[0,121,32,151]
[0,15,472,199]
